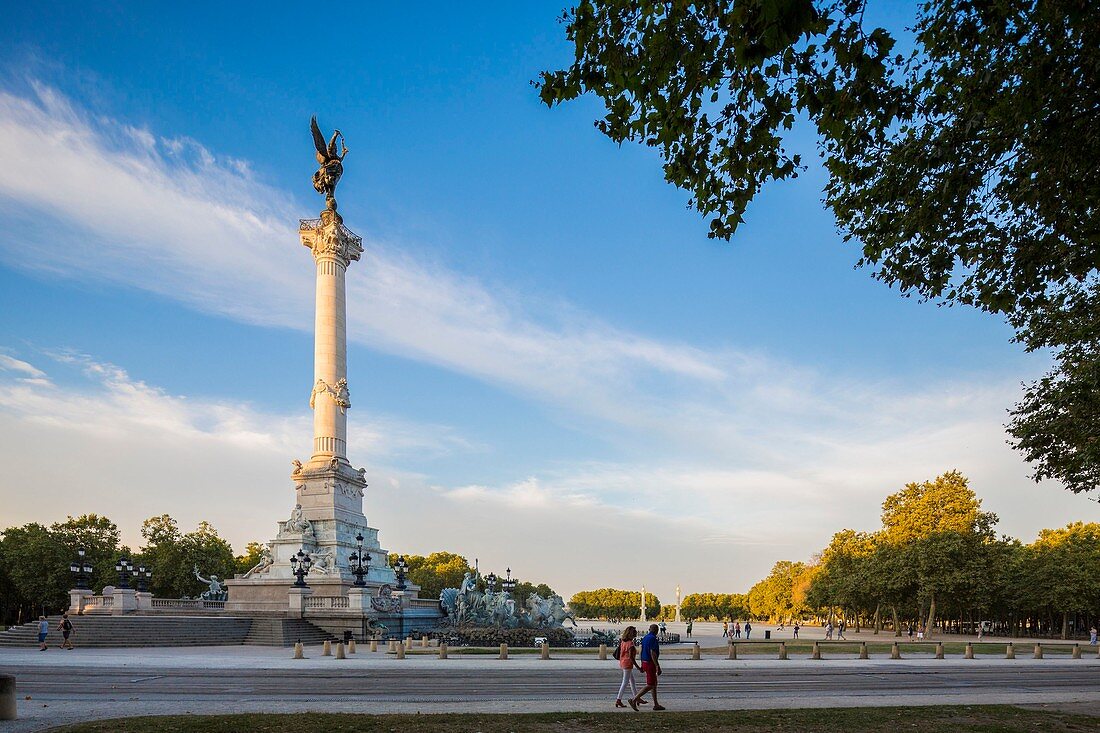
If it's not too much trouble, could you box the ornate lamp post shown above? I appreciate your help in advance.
[394,555,409,591]
[501,567,517,595]
[350,533,370,587]
[485,572,498,593]
[135,565,153,593]
[290,550,313,588]
[114,557,133,590]
[69,547,93,590]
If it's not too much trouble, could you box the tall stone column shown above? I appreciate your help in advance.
[300,209,362,467]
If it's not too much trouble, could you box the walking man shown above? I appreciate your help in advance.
[37,615,49,651]
[793,622,800,639]
[838,620,846,640]
[744,621,752,639]
[1090,626,1097,646]
[686,619,693,638]
[630,624,665,711]
[722,621,728,638]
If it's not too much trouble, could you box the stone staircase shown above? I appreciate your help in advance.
[243,617,339,646]
[0,615,333,648]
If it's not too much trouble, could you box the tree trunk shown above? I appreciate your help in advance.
[891,606,901,637]
[925,594,936,638]
[1062,611,1069,640]
[873,603,882,634]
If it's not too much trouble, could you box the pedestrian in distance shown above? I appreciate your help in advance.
[630,623,665,711]
[734,621,741,639]
[37,615,49,651]
[722,621,728,638]
[614,626,642,709]
[686,619,693,638]
[838,621,846,641]
[659,620,667,638]
[793,622,800,639]
[57,613,74,650]
[1090,626,1097,646]
[744,621,752,639]
[907,624,915,641]
[824,621,833,640]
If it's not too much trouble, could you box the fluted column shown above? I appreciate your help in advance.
[299,210,363,467]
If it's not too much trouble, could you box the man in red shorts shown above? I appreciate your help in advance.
[630,623,665,711]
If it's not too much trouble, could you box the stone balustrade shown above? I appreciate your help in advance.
[304,595,350,610]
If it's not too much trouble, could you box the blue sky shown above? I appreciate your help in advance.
[0,2,1094,600]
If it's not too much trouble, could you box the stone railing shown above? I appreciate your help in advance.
[409,598,442,609]
[84,595,114,609]
[304,595,350,610]
[149,598,226,611]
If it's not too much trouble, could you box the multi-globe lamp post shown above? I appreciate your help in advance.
[114,557,133,589]
[501,567,517,595]
[394,555,409,591]
[350,533,370,587]
[290,550,313,588]
[135,564,153,593]
[69,547,93,590]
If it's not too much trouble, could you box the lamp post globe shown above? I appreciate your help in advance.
[114,556,133,590]
[350,532,370,587]
[394,555,409,591]
[290,549,312,588]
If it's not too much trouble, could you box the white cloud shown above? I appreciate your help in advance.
[0,85,1095,598]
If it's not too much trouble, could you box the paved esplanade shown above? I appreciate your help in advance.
[3,646,1099,732]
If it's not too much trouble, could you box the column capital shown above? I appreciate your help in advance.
[299,210,364,267]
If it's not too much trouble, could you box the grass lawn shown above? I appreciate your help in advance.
[48,706,1100,732]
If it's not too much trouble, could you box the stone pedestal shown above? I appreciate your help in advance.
[68,588,93,615]
[111,588,137,615]
[136,592,153,611]
[288,587,313,619]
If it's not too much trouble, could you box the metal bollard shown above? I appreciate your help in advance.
[1006,643,1015,659]
[500,643,508,660]
[1073,644,1081,659]
[598,643,607,660]
[778,642,788,660]
[540,642,550,660]
[891,642,901,659]
[964,643,973,659]
[811,642,821,660]
[727,642,737,660]
[439,643,448,659]
[293,641,304,660]
[396,642,406,659]
[0,674,15,721]
[348,639,356,654]
[859,642,868,659]
[322,640,332,656]
[335,642,346,659]
[1033,643,1043,659]
[692,642,701,660]
[936,642,944,659]
[370,639,378,653]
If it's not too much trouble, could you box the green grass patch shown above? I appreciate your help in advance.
[49,706,1100,733]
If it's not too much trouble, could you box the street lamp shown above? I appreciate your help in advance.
[349,532,370,587]
[394,555,409,591]
[135,564,152,593]
[69,547,93,590]
[290,549,312,588]
[501,567,517,594]
[114,556,133,589]
[485,572,498,592]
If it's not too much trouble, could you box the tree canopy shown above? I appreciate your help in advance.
[538,0,1100,495]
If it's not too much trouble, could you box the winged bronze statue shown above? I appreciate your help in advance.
[310,116,349,212]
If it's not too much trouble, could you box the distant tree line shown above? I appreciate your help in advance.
[0,514,254,626]
[687,472,1100,640]
[569,588,661,620]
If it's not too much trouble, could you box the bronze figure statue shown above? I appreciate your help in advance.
[310,116,348,212]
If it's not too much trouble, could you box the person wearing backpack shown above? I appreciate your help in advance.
[614,625,642,708]
[57,613,74,650]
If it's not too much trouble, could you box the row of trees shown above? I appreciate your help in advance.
[0,514,253,625]
[568,588,662,620]
[726,472,1100,639]
[388,551,556,608]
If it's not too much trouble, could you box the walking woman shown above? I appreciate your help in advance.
[615,625,642,708]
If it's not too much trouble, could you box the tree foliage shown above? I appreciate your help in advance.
[539,0,1100,495]
[136,515,236,598]
[569,588,661,619]
[390,551,473,600]
[680,592,750,621]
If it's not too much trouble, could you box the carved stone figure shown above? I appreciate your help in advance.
[310,378,351,412]
[309,548,335,575]
[370,583,403,613]
[291,459,303,475]
[241,544,274,578]
[284,504,313,536]
[437,572,573,630]
[310,116,348,213]
[193,565,227,601]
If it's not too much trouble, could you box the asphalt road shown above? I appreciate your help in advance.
[10,662,1099,701]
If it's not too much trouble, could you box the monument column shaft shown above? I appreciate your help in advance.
[311,254,348,463]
